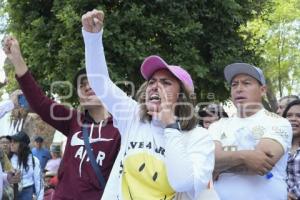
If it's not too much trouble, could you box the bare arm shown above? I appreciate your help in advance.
[255,138,284,164]
[214,141,245,172]
[3,36,75,135]
[214,141,274,176]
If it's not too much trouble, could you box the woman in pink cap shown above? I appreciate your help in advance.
[82,10,214,200]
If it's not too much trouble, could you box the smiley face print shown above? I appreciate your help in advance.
[121,153,175,200]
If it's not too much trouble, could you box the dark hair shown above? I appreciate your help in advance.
[9,134,32,172]
[198,104,228,127]
[198,105,228,118]
[34,136,44,143]
[279,95,299,103]
[198,111,228,127]
[282,100,300,118]
[73,68,87,89]
[0,135,11,141]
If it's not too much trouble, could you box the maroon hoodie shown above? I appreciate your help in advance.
[17,71,121,199]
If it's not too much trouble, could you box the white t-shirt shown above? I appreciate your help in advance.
[209,109,292,200]
[82,30,215,200]
[45,158,61,173]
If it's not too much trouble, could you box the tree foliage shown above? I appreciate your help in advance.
[241,0,300,110]
[1,0,271,104]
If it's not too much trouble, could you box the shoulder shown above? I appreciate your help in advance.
[182,126,215,154]
[43,148,50,153]
[208,117,231,133]
[183,126,213,142]
[261,110,291,128]
[262,109,282,119]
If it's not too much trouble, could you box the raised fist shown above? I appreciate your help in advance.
[82,9,104,33]
[2,36,28,76]
[2,36,23,64]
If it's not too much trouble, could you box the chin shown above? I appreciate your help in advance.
[80,101,102,107]
[292,129,300,135]
[145,101,161,112]
[234,102,246,110]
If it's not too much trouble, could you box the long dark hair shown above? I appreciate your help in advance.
[283,100,300,118]
[9,140,31,172]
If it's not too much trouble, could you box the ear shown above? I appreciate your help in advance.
[260,85,267,96]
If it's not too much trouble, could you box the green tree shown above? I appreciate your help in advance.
[1,0,271,104]
[241,0,300,110]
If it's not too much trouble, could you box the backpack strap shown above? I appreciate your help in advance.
[82,124,106,189]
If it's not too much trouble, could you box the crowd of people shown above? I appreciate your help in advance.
[0,8,299,200]
[0,130,61,200]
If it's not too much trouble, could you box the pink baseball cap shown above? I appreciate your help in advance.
[140,55,194,92]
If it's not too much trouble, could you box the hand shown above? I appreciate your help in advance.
[7,170,21,184]
[2,36,24,66]
[147,83,176,126]
[241,150,274,176]
[10,89,23,108]
[2,36,28,76]
[288,193,297,200]
[82,9,104,33]
[213,171,220,181]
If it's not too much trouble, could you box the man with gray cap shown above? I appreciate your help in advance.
[209,63,292,200]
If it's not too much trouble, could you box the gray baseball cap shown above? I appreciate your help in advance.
[224,63,266,85]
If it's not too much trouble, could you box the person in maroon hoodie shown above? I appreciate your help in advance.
[2,36,121,199]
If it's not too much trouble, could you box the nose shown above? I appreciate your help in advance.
[84,82,92,91]
[149,81,158,91]
[289,115,297,122]
[235,83,244,93]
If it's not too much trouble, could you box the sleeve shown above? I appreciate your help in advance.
[33,157,44,200]
[208,120,223,142]
[164,127,215,198]
[261,118,292,152]
[2,172,8,186]
[16,71,77,136]
[0,100,14,119]
[289,184,300,198]
[82,29,138,134]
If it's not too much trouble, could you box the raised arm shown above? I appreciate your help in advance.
[82,10,138,130]
[0,100,14,118]
[3,36,75,135]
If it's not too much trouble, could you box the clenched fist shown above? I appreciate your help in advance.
[2,36,23,64]
[2,36,28,76]
[82,9,104,33]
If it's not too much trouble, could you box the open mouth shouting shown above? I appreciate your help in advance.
[149,93,161,103]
